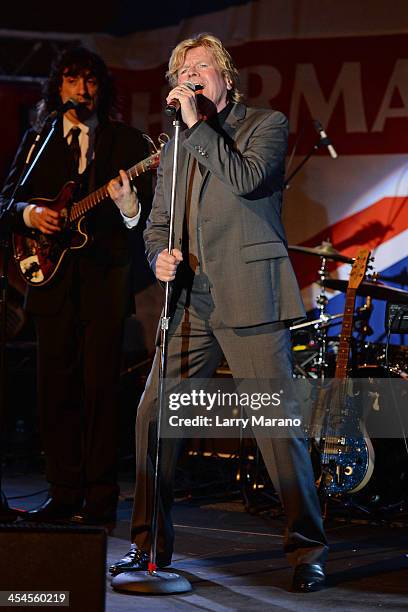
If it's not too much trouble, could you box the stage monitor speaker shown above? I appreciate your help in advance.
[0,522,106,611]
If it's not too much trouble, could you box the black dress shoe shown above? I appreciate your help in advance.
[292,563,326,592]
[20,497,81,522]
[109,544,170,576]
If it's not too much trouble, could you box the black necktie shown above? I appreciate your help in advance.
[67,126,81,178]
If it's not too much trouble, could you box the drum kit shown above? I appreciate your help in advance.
[288,241,408,517]
[288,240,408,379]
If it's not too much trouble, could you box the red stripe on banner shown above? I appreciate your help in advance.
[109,34,408,154]
[290,196,408,289]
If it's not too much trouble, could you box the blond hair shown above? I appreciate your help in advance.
[166,33,242,103]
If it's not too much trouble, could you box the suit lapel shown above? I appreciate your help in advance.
[222,102,247,139]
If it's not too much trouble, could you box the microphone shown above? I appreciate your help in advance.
[313,120,338,159]
[47,98,82,121]
[165,81,203,116]
[24,99,83,165]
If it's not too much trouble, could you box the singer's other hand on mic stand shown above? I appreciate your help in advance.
[0,46,153,525]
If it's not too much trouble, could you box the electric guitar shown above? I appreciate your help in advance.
[12,150,161,287]
[315,248,375,496]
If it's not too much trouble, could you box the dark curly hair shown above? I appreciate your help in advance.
[34,45,117,130]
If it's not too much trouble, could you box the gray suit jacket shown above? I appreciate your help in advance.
[144,102,305,327]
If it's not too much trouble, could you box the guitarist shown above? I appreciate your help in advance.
[0,46,152,525]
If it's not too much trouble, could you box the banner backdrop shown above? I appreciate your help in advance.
[1,0,407,345]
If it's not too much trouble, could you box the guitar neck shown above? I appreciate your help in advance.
[335,287,357,379]
[69,153,158,221]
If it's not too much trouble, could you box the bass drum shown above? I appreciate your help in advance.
[351,363,408,512]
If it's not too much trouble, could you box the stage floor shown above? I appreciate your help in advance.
[3,469,408,611]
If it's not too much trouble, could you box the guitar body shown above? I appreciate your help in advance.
[12,149,161,287]
[13,182,88,286]
[318,435,375,496]
[315,387,375,495]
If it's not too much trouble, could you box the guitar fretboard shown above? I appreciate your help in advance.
[335,288,357,379]
[69,152,159,221]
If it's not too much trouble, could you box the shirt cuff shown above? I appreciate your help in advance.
[121,201,141,229]
[23,204,36,228]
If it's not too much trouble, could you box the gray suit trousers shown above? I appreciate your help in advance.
[130,288,328,567]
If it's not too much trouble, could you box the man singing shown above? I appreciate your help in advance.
[110,33,328,592]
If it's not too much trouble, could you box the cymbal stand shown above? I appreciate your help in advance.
[355,296,373,365]
[314,255,330,379]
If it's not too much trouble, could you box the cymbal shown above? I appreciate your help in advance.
[288,242,354,264]
[320,278,408,303]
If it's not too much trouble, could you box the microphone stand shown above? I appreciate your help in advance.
[284,135,338,379]
[284,136,328,189]
[112,113,192,595]
[0,113,60,521]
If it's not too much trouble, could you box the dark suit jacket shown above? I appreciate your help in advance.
[144,103,305,328]
[0,120,151,319]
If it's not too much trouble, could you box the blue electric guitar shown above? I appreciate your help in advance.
[316,249,375,496]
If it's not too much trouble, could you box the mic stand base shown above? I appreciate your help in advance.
[111,570,192,595]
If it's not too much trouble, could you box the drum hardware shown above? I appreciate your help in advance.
[291,315,343,377]
[289,240,356,378]
[319,277,408,303]
[355,296,373,338]
[352,296,375,365]
[321,274,408,373]
[289,242,408,515]
[314,243,339,379]
[290,312,343,332]
[375,266,408,286]
[288,240,354,264]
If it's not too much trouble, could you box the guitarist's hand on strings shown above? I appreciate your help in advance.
[29,206,61,234]
[108,169,139,219]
